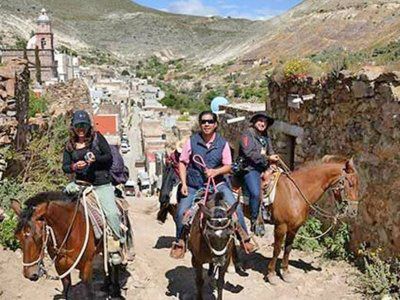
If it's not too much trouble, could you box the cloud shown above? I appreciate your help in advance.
[166,0,218,17]
[224,7,284,20]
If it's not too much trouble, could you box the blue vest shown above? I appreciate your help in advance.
[187,132,227,189]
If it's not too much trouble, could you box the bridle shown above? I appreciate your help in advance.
[21,221,58,269]
[202,207,235,259]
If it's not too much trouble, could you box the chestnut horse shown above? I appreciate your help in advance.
[240,156,360,284]
[189,192,239,300]
[11,191,104,299]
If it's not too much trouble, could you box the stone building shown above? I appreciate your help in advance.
[1,9,57,81]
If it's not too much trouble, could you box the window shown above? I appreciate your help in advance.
[40,38,46,49]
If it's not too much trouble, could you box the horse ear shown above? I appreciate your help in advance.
[198,203,211,218]
[345,157,355,174]
[10,199,22,216]
[227,201,239,217]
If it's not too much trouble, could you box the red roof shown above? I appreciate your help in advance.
[93,115,118,135]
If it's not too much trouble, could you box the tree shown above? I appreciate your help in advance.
[34,46,42,84]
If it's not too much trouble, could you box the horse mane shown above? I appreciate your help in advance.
[295,155,348,172]
[16,191,77,232]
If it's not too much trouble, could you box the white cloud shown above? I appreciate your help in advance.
[166,0,219,17]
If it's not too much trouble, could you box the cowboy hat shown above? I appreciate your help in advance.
[250,112,274,126]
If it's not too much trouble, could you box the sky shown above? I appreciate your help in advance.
[133,0,302,20]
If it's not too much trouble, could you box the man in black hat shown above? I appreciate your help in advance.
[238,112,278,236]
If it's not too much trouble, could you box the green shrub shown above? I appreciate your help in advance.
[323,223,353,260]
[0,212,19,250]
[293,217,323,252]
[357,248,400,297]
[29,91,48,118]
[283,59,310,79]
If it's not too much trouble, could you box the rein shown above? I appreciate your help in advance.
[276,157,351,240]
[22,186,92,280]
[192,154,217,204]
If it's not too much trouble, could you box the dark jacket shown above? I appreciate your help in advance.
[238,127,274,172]
[62,132,113,186]
[187,132,226,189]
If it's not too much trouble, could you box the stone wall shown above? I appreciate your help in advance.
[0,59,30,180]
[268,70,400,257]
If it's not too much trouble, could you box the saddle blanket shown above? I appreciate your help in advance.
[237,171,282,207]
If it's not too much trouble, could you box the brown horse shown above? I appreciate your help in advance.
[240,156,361,284]
[189,192,239,300]
[11,191,109,299]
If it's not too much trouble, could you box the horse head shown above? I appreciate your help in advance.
[198,192,238,266]
[11,199,49,281]
[330,157,361,217]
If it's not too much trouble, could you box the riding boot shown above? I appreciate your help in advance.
[170,239,186,259]
[251,219,266,237]
[235,225,256,253]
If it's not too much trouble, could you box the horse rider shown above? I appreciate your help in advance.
[170,111,255,259]
[238,111,279,236]
[62,110,124,244]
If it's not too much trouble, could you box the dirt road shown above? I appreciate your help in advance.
[0,195,361,299]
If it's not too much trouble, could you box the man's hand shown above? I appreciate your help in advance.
[181,184,189,196]
[73,160,87,170]
[268,154,279,162]
[205,168,219,178]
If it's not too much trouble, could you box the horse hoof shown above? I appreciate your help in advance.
[282,271,294,283]
[267,274,280,285]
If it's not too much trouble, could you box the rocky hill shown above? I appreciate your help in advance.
[0,0,265,64]
[246,0,400,61]
[0,0,399,64]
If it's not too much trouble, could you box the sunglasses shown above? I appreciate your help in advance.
[74,123,90,129]
[200,119,216,125]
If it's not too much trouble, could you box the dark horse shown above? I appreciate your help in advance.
[189,192,239,300]
[11,189,123,299]
[157,162,179,223]
[239,156,361,284]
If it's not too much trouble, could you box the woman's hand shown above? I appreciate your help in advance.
[268,154,279,162]
[181,184,189,196]
[84,152,96,164]
[73,160,87,171]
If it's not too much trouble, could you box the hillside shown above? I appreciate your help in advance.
[0,0,399,64]
[245,0,400,61]
[0,0,265,64]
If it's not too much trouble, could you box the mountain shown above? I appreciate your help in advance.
[0,0,399,64]
[0,0,266,64]
[245,0,400,61]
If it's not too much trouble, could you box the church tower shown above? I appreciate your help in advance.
[34,8,57,80]
[35,8,54,50]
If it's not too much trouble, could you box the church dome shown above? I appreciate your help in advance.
[37,8,50,24]
[26,36,36,49]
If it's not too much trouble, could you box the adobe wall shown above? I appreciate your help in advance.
[0,59,30,179]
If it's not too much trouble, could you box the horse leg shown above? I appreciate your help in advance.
[217,264,229,300]
[232,245,248,277]
[192,257,204,300]
[267,224,286,285]
[208,263,214,277]
[281,229,298,283]
[61,275,71,299]
[80,260,94,300]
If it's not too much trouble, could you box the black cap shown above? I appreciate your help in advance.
[71,110,91,126]
[250,112,274,126]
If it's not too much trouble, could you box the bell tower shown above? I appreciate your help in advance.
[35,8,54,50]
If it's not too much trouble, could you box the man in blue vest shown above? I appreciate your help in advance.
[170,111,255,259]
